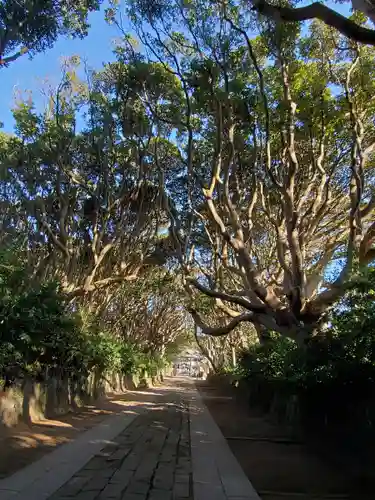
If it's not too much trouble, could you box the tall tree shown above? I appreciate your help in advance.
[0,0,103,66]
[0,55,192,371]
[0,57,175,309]
[121,0,375,342]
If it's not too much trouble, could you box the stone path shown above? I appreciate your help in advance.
[50,390,191,500]
[0,378,260,500]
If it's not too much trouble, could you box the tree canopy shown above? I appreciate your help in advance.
[2,0,375,387]
[249,1,375,46]
[0,0,103,65]
[105,0,375,344]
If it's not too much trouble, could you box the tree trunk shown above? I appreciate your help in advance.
[255,323,272,345]
[194,325,219,373]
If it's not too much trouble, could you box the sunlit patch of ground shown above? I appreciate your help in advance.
[0,384,171,479]
[33,419,73,428]
[10,433,71,449]
[126,391,164,396]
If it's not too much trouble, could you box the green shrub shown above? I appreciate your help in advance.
[0,256,79,378]
[0,250,176,390]
[0,256,141,383]
[238,270,375,456]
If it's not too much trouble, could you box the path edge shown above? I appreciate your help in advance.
[188,381,262,500]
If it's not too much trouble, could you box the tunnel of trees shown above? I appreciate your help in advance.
[1,0,375,465]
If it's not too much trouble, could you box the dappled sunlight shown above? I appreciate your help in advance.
[32,419,73,429]
[0,393,161,477]
[70,410,112,421]
[88,409,112,415]
[111,399,159,407]
[25,432,67,444]
[10,432,71,450]
[88,438,119,445]
[0,381,197,478]
[127,391,164,397]
[118,410,139,416]
[147,405,171,412]
[92,439,118,448]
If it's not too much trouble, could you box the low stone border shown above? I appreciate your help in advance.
[189,383,261,500]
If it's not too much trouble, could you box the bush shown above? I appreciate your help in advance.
[0,254,79,379]
[0,254,151,384]
[238,270,375,457]
[0,248,174,397]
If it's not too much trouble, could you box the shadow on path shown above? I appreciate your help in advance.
[196,379,372,500]
[48,378,192,500]
[0,382,173,480]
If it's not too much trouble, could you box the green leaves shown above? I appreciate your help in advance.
[13,103,41,140]
[237,267,375,449]
[0,1,103,66]
[0,249,174,380]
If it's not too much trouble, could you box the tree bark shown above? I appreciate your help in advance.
[250,1,375,45]
[254,323,272,345]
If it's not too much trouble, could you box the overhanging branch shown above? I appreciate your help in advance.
[250,1,375,45]
[188,278,267,312]
[188,308,254,336]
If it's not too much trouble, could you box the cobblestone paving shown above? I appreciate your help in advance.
[48,394,192,500]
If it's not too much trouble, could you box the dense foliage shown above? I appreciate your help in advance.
[104,0,375,345]
[1,1,375,472]
[0,247,184,390]
[237,269,375,458]
[0,0,103,65]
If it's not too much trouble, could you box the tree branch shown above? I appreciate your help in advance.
[188,278,268,312]
[188,308,254,336]
[250,1,375,45]
[0,47,28,66]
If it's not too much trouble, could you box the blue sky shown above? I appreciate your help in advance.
[0,1,123,132]
[0,0,354,133]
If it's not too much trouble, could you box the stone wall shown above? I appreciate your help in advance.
[0,371,141,428]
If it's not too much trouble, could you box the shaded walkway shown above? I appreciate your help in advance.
[196,379,368,500]
[50,388,191,500]
[0,378,259,500]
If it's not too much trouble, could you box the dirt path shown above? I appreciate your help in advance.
[0,387,163,480]
[196,379,372,500]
